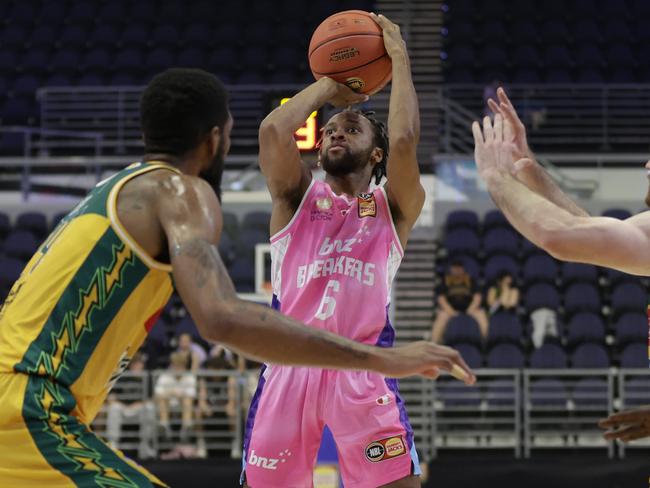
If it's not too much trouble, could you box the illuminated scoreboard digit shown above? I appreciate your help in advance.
[280,97,318,151]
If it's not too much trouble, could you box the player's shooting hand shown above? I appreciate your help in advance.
[598,406,650,442]
[472,113,531,184]
[369,12,407,59]
[325,78,369,106]
[377,341,477,385]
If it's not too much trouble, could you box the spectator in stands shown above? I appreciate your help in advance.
[105,352,157,459]
[486,271,520,315]
[195,345,237,457]
[176,332,206,370]
[155,351,196,442]
[431,260,489,342]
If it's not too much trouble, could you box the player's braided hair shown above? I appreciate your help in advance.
[348,109,389,185]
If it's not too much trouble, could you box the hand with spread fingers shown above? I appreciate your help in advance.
[472,112,532,184]
[599,406,650,442]
[486,87,542,186]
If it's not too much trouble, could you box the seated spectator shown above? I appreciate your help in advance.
[487,271,520,315]
[176,332,207,371]
[530,308,559,349]
[105,352,157,459]
[431,260,489,342]
[155,351,196,442]
[195,345,238,457]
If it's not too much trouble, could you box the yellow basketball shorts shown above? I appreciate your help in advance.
[0,373,168,488]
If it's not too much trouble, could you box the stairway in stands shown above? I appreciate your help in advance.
[372,0,445,162]
[393,237,437,344]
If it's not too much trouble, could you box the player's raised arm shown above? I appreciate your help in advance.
[371,13,425,238]
[156,172,475,383]
[258,78,367,204]
[473,114,650,276]
[487,87,589,218]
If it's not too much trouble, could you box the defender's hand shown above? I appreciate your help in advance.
[376,341,476,385]
[370,12,408,59]
[599,406,650,442]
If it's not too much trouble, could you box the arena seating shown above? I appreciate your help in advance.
[442,0,650,83]
[0,0,373,127]
[435,208,649,368]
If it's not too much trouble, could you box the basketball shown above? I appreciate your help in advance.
[308,10,392,95]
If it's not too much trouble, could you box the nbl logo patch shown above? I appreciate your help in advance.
[364,435,406,463]
[357,192,376,218]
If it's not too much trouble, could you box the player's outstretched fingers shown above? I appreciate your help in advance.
[472,121,484,145]
[493,113,503,142]
[483,115,494,142]
[603,424,647,442]
[421,368,440,380]
[599,408,649,429]
[487,98,501,115]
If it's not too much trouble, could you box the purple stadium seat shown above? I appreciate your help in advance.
[3,230,39,260]
[571,343,609,368]
[487,312,523,347]
[611,282,646,316]
[183,24,212,47]
[483,227,519,257]
[487,343,525,368]
[566,313,606,348]
[145,48,174,72]
[572,378,608,407]
[540,20,570,43]
[228,256,255,293]
[544,68,572,83]
[525,283,560,313]
[114,48,144,72]
[38,3,66,24]
[16,212,48,239]
[30,25,57,48]
[8,3,36,24]
[523,254,558,286]
[242,211,271,232]
[543,45,573,68]
[512,45,540,69]
[620,343,646,368]
[530,343,567,368]
[21,48,51,76]
[530,378,567,407]
[574,19,601,44]
[44,73,73,88]
[176,48,206,69]
[454,343,483,369]
[121,25,149,48]
[12,74,41,97]
[484,254,519,284]
[90,24,119,49]
[444,228,480,257]
[564,283,601,316]
[67,3,97,24]
[59,25,88,47]
[218,232,236,267]
[0,256,24,292]
[615,313,646,347]
[0,212,10,238]
[511,20,539,44]
[444,314,482,347]
[561,262,598,285]
[51,49,82,72]
[151,25,180,47]
[447,45,475,68]
[1,25,28,49]
[483,210,510,231]
[83,49,112,72]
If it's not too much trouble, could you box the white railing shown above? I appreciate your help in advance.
[91,368,650,461]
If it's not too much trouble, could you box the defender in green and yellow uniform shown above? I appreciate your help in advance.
[0,68,474,488]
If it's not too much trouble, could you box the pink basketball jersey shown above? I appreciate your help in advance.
[270,179,403,344]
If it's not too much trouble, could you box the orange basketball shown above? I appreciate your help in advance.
[308,10,392,95]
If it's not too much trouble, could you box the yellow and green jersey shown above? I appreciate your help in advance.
[0,161,178,424]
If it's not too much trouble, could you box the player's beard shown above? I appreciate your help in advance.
[321,145,372,178]
[200,142,226,202]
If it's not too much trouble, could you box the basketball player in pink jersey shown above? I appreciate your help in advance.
[242,14,470,488]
